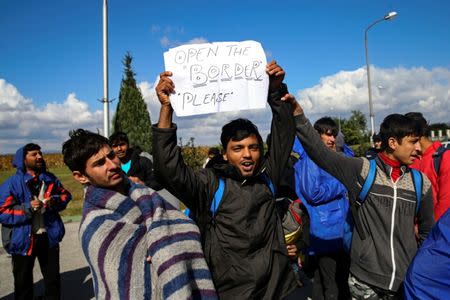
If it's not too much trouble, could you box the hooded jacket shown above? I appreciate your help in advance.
[292,137,353,255]
[152,85,298,299]
[0,147,71,256]
[294,113,434,292]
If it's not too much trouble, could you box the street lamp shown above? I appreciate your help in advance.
[365,11,397,145]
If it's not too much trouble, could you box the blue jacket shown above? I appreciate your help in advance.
[404,208,450,299]
[0,147,71,256]
[292,137,353,255]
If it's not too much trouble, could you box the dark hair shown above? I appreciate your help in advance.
[62,129,110,173]
[379,114,421,151]
[404,112,430,137]
[220,118,263,150]
[109,131,129,146]
[23,143,41,157]
[372,133,382,143]
[208,147,221,156]
[314,117,338,137]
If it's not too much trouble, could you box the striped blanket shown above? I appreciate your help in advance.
[79,182,217,300]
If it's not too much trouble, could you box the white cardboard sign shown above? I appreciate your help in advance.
[163,40,268,116]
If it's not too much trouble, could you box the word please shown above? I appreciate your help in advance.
[180,92,233,110]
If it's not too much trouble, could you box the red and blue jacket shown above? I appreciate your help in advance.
[0,147,71,256]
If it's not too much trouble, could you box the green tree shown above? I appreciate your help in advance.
[338,110,370,156]
[113,53,153,152]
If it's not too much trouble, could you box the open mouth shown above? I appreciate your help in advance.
[241,161,254,171]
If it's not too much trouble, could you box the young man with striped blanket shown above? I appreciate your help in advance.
[62,129,216,300]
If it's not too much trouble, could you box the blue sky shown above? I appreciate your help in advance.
[1,0,450,154]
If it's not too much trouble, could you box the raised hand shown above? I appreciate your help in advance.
[155,71,175,107]
[266,60,285,92]
[281,93,303,116]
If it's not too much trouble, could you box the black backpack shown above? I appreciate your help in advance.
[433,143,450,175]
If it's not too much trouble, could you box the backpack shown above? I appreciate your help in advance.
[352,158,423,240]
[185,173,275,219]
[433,143,450,175]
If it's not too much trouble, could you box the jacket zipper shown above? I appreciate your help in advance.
[388,168,402,290]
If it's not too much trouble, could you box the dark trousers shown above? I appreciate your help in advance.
[12,233,61,300]
[305,252,350,300]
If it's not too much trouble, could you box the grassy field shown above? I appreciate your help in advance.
[0,167,84,217]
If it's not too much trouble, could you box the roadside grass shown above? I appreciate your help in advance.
[0,166,83,217]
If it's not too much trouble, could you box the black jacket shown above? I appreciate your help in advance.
[153,85,298,299]
[126,147,163,191]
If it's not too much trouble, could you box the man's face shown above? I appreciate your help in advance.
[391,135,421,165]
[24,150,45,172]
[374,140,382,150]
[320,131,337,151]
[111,141,129,160]
[224,134,261,177]
[75,145,123,189]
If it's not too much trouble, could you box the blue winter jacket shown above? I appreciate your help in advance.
[292,137,353,255]
[404,208,450,299]
[0,147,71,256]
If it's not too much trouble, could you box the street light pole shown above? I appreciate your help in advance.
[103,0,110,137]
[365,11,397,145]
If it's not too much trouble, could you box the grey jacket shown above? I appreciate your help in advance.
[294,113,434,292]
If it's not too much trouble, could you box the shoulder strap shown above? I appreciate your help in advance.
[209,173,274,217]
[261,173,275,195]
[358,158,377,205]
[410,169,423,215]
[433,144,450,175]
[210,178,225,216]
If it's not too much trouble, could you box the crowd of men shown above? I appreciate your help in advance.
[1,61,449,299]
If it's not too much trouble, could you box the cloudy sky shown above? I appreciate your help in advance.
[1,0,450,154]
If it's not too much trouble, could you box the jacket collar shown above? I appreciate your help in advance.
[213,157,268,185]
[375,154,409,179]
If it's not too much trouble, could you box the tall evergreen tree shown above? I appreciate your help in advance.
[113,53,153,153]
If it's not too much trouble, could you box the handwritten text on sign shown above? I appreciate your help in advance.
[163,41,268,116]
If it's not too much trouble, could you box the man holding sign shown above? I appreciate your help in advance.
[153,60,299,299]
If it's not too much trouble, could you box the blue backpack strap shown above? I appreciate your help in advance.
[410,169,423,215]
[210,178,225,216]
[261,173,275,195]
[358,158,377,205]
[184,207,191,217]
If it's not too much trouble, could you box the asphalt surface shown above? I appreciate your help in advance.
[0,220,94,300]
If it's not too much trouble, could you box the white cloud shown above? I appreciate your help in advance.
[140,65,450,146]
[0,79,103,154]
[185,37,208,45]
[297,66,450,130]
[159,36,171,48]
[2,65,449,154]
[159,36,209,48]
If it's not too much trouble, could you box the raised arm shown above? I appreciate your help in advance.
[264,61,296,187]
[283,95,362,193]
[153,71,214,212]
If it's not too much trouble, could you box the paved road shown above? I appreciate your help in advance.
[0,220,94,300]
